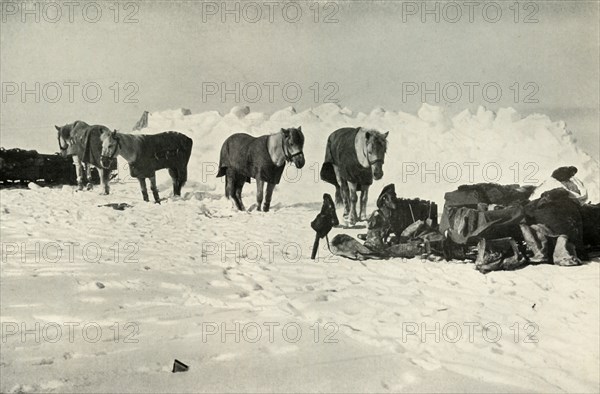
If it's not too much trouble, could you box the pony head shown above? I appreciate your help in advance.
[364,129,388,180]
[55,124,73,157]
[281,126,305,168]
[100,129,120,169]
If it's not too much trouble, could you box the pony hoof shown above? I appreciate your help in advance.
[86,183,93,191]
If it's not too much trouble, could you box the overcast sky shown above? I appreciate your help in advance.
[1,1,598,158]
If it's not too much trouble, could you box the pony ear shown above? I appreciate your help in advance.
[298,126,302,131]
[365,131,371,140]
[55,125,61,132]
[281,128,290,137]
[111,130,117,137]
[384,131,389,139]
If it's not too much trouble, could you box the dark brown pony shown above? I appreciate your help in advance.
[100,130,193,202]
[217,127,305,211]
[55,121,113,193]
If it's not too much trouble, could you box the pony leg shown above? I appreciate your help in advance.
[85,164,93,190]
[97,168,109,195]
[138,178,149,202]
[225,171,240,210]
[73,155,84,190]
[333,165,350,218]
[256,179,265,211]
[149,175,160,203]
[263,182,276,212]
[347,181,359,226]
[168,168,179,195]
[234,174,245,211]
[359,185,369,222]
[168,167,186,196]
[177,167,188,194]
[101,167,110,195]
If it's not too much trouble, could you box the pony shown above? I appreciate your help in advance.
[320,127,388,226]
[55,121,113,193]
[217,127,305,211]
[100,130,193,203]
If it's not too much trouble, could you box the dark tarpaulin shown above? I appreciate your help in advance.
[217,133,284,184]
[128,131,193,178]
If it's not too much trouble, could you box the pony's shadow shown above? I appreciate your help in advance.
[284,201,323,210]
[247,202,284,212]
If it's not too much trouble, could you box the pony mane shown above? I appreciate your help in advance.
[57,123,73,139]
[280,127,304,147]
[289,127,305,146]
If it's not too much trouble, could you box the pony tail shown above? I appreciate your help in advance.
[179,167,188,188]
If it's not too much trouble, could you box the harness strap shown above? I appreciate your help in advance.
[281,135,303,162]
[362,142,383,167]
[57,135,68,151]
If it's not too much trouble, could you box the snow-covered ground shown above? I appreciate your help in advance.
[1,104,599,392]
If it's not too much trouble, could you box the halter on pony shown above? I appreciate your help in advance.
[57,135,69,151]
[101,132,122,163]
[363,139,385,167]
[281,137,304,162]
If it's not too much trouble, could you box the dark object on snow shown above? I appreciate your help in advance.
[98,203,133,211]
[372,184,438,244]
[522,188,587,263]
[581,203,600,255]
[364,210,389,250]
[439,183,534,245]
[446,206,525,245]
[475,237,525,274]
[0,147,77,186]
[217,128,305,211]
[330,234,383,260]
[551,166,578,182]
[334,184,443,261]
[376,184,438,237]
[310,193,339,259]
[172,359,189,373]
